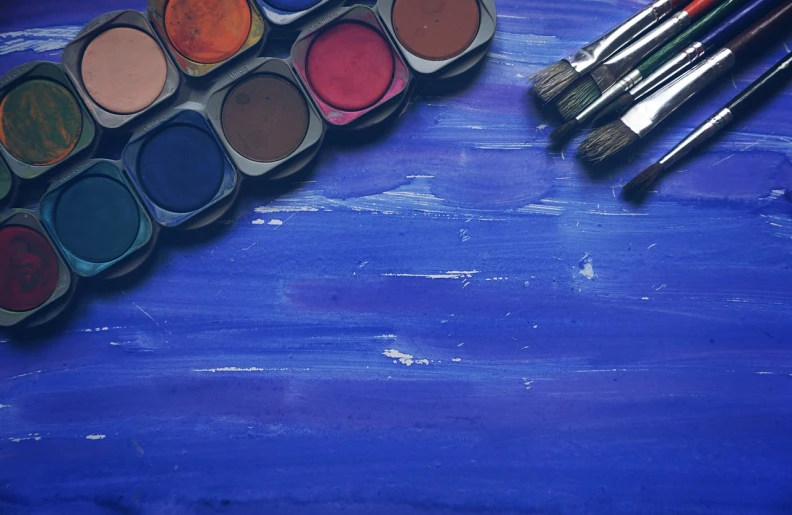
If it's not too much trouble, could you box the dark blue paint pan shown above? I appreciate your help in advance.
[254,0,343,28]
[205,58,325,180]
[0,209,76,329]
[122,109,240,229]
[39,159,158,279]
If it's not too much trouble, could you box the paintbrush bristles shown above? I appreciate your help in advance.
[530,60,579,103]
[555,76,601,120]
[622,162,666,198]
[591,93,634,127]
[577,120,638,163]
[549,119,579,149]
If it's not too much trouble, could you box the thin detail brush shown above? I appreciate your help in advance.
[554,0,726,120]
[622,50,792,197]
[578,1,792,163]
[530,0,688,103]
[551,0,755,147]
[591,0,782,126]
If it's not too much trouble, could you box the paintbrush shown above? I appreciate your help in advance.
[591,0,783,126]
[530,0,689,103]
[554,0,727,121]
[622,50,792,197]
[550,0,759,148]
[577,0,792,163]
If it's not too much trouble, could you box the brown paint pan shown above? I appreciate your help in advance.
[376,0,497,80]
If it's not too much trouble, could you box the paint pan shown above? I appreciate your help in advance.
[206,58,325,179]
[148,0,268,77]
[0,210,75,328]
[62,10,180,130]
[122,109,240,229]
[377,0,497,79]
[39,160,157,279]
[291,5,412,130]
[254,0,342,28]
[0,62,96,180]
[0,155,16,208]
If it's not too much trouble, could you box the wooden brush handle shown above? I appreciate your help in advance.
[684,0,727,19]
[727,1,792,57]
[728,51,792,117]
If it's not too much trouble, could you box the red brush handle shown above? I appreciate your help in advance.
[684,0,724,19]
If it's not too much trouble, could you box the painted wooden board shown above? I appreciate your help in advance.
[1,1,791,513]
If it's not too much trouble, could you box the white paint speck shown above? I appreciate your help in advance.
[579,253,595,280]
[8,370,43,380]
[647,243,657,250]
[0,404,10,409]
[375,334,397,340]
[252,219,266,225]
[533,324,539,329]
[382,270,479,280]
[9,433,41,443]
[193,367,265,373]
[268,219,283,226]
[522,378,534,391]
[383,349,429,367]
[86,434,106,440]
[756,371,775,375]
[642,297,650,300]
[452,358,462,362]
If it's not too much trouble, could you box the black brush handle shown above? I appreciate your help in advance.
[728,51,792,116]
[726,0,792,57]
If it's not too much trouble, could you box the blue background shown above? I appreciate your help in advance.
[1,1,791,513]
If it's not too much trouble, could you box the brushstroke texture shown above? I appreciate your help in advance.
[1,1,792,514]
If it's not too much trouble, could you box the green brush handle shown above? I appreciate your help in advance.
[637,0,747,75]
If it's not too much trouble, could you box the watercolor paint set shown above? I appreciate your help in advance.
[530,0,792,197]
[0,0,498,330]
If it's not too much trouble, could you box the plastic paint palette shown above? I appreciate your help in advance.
[123,110,239,228]
[0,62,96,179]
[62,10,180,129]
[39,160,157,278]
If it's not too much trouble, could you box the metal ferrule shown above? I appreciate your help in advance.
[575,69,644,124]
[621,48,736,138]
[589,10,691,91]
[567,0,676,75]
[658,107,733,167]
[631,41,706,101]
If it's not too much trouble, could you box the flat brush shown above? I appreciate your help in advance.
[578,0,792,164]
[554,0,726,121]
[591,0,783,126]
[550,0,756,148]
[622,50,792,197]
[530,0,689,103]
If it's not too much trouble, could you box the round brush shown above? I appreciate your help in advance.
[554,0,728,121]
[530,0,688,103]
[577,0,792,163]
[591,0,783,127]
[550,0,757,148]
[622,50,792,198]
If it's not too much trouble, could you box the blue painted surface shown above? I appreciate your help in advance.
[1,1,792,514]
